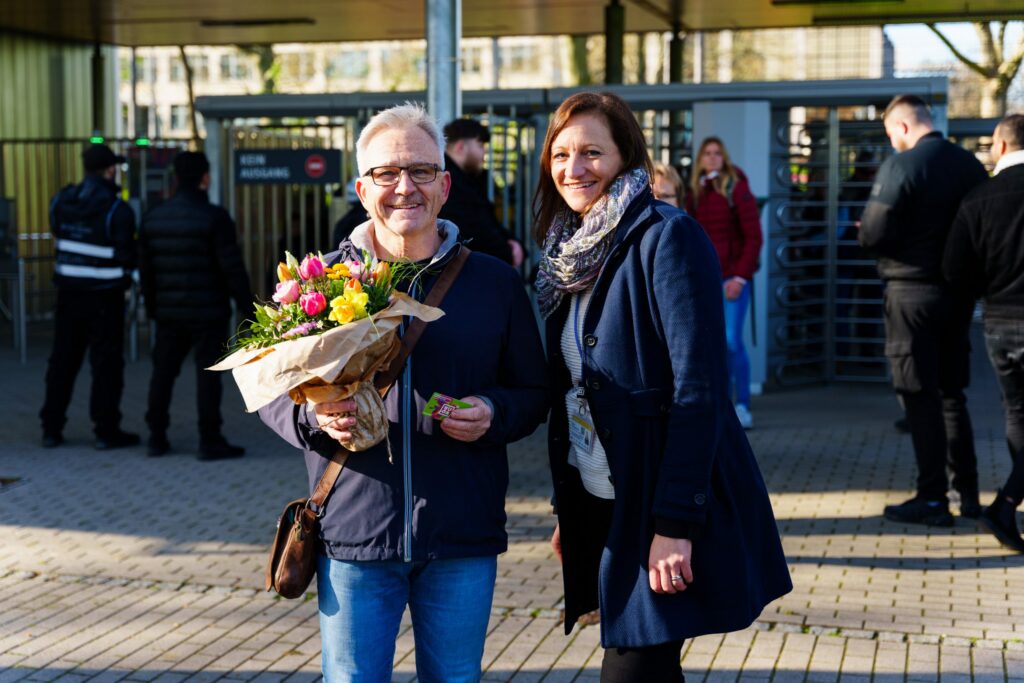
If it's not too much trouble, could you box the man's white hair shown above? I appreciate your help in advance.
[355,103,446,175]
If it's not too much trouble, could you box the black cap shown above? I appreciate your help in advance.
[444,118,489,144]
[82,144,126,172]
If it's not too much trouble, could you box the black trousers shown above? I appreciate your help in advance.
[983,317,1024,505]
[883,282,978,501]
[145,319,229,441]
[40,288,126,437]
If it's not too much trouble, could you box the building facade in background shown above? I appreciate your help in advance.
[117,27,892,139]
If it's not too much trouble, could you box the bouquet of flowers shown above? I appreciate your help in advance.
[209,251,443,452]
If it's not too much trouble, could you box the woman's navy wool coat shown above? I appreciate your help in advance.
[546,190,792,648]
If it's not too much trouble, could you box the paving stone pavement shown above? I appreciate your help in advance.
[1,323,1023,682]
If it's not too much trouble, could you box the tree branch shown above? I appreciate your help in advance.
[974,22,999,69]
[927,23,991,78]
[997,32,1024,83]
[996,21,1006,63]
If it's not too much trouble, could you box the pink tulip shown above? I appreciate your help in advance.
[346,260,366,282]
[300,291,327,317]
[299,255,325,280]
[272,280,301,304]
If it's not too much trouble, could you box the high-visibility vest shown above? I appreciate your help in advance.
[51,185,130,290]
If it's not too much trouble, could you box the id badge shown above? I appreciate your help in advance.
[569,412,595,455]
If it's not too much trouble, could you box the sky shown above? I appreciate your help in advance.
[885,22,1024,70]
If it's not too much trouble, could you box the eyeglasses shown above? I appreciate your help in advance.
[364,164,441,186]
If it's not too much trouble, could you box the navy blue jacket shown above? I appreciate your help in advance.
[259,224,548,562]
[547,190,791,647]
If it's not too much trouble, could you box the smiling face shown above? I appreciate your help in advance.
[355,125,451,249]
[699,142,724,174]
[549,113,624,215]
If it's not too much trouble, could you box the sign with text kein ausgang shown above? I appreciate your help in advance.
[234,149,342,185]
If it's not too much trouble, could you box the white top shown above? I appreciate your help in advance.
[994,148,1024,176]
[560,287,616,499]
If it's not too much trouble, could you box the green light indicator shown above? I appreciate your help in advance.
[89,135,105,144]
[135,137,151,147]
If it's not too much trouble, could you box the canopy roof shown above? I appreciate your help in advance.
[2,0,1022,47]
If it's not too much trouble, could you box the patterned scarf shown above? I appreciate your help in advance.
[536,167,650,319]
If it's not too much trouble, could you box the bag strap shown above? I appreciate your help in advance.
[374,246,471,393]
[309,448,351,512]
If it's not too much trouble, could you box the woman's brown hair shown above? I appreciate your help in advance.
[532,91,653,245]
[689,136,740,204]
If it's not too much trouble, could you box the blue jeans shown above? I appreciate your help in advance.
[724,280,751,407]
[316,554,497,683]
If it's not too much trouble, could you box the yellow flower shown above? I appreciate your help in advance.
[276,262,293,282]
[327,273,340,280]
[328,297,355,324]
[332,263,351,277]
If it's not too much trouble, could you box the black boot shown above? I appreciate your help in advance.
[95,430,140,450]
[148,433,171,457]
[883,496,954,527]
[959,491,982,519]
[980,492,1024,553]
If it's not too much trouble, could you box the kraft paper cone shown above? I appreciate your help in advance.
[210,292,443,413]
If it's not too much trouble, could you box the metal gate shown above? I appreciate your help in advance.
[224,109,542,297]
[768,106,896,385]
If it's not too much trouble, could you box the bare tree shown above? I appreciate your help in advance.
[177,46,199,141]
[239,45,280,94]
[927,21,1024,118]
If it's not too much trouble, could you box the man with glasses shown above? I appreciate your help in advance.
[258,103,548,682]
[40,144,139,450]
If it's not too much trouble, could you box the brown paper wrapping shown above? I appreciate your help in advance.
[209,293,444,440]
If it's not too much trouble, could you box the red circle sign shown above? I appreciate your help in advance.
[305,154,327,179]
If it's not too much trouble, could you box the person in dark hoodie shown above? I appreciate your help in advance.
[439,117,524,267]
[257,104,547,682]
[944,113,1024,553]
[139,151,252,460]
[40,144,139,450]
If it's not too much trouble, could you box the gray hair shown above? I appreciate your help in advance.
[355,103,446,175]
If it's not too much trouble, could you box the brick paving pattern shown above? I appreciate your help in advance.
[1,324,1022,681]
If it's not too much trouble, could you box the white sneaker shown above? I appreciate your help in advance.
[735,404,753,429]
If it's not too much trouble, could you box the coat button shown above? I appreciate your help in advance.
[584,334,597,347]
[694,493,706,505]
[588,378,601,390]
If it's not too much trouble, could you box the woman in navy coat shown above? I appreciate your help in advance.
[534,92,792,681]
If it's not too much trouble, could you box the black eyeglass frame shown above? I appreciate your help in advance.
[362,163,442,186]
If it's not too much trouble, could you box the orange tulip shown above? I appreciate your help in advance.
[345,278,363,294]
[277,262,293,282]
[372,261,390,283]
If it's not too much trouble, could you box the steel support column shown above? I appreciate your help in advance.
[605,0,624,85]
[427,0,461,125]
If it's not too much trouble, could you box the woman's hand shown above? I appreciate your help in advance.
[440,396,493,442]
[648,534,694,594]
[551,523,563,563]
[724,277,745,301]
[313,400,358,444]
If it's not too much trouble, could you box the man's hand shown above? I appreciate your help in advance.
[508,239,525,268]
[648,534,694,594]
[313,399,358,444]
[440,395,493,442]
[724,278,745,301]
